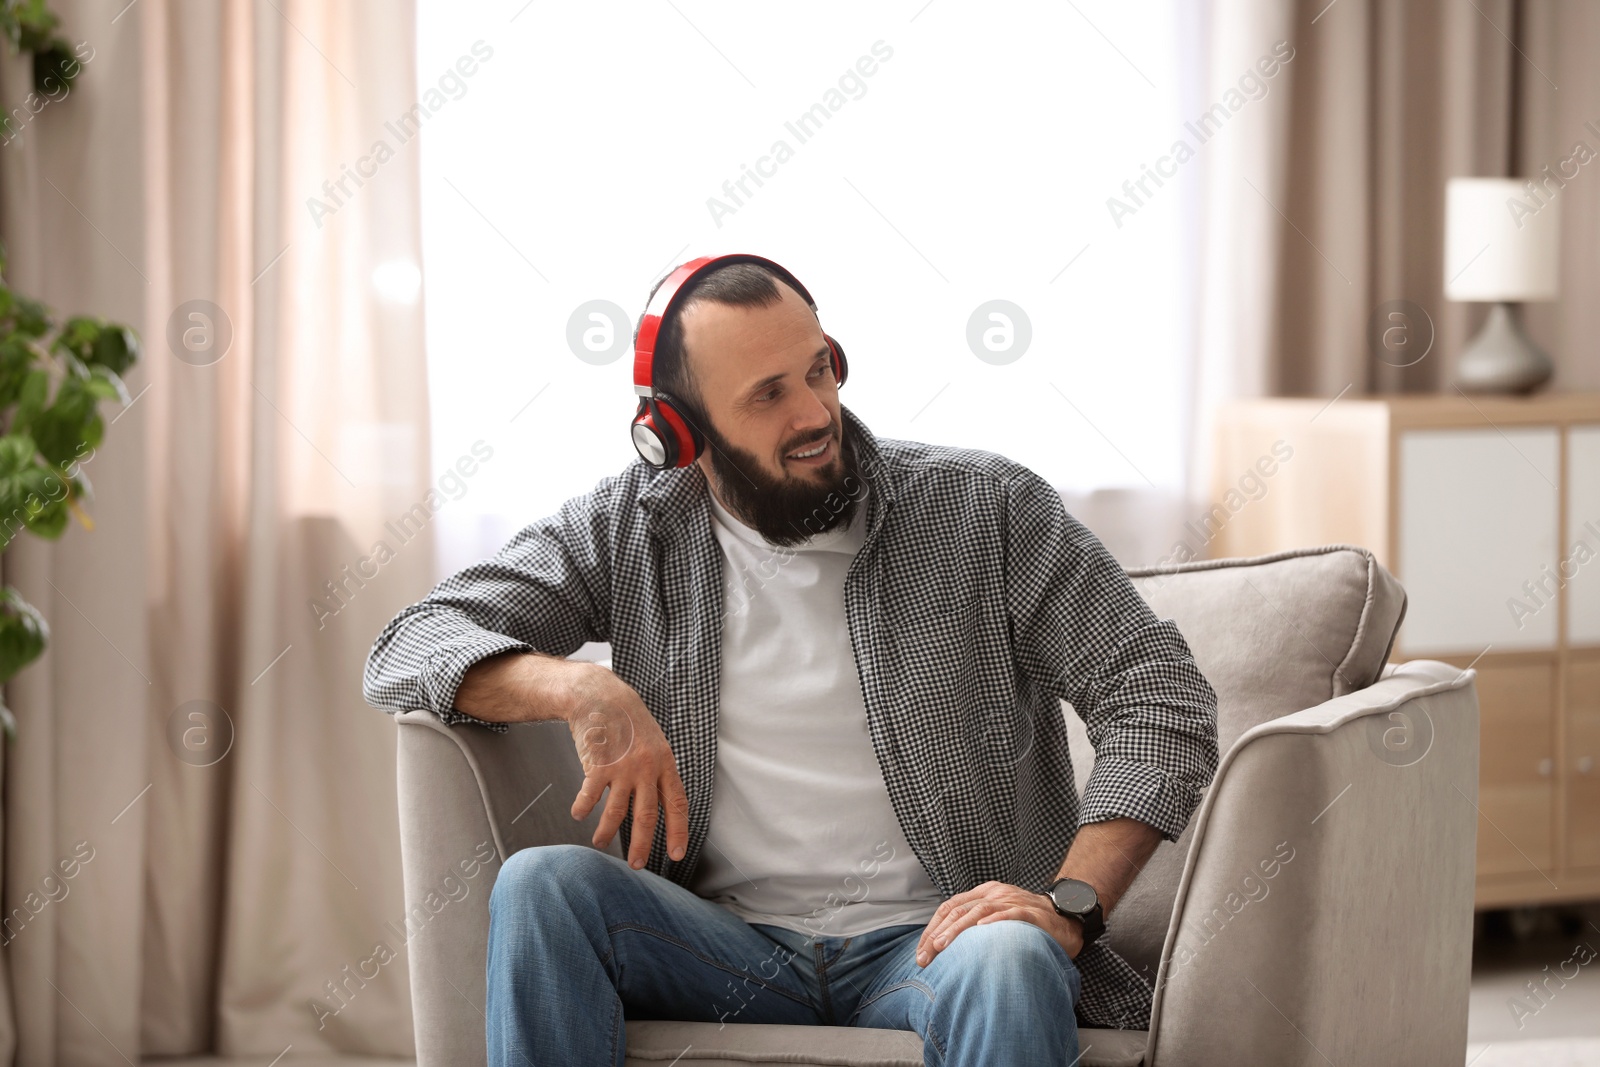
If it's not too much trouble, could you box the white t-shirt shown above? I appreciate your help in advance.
[688,482,944,938]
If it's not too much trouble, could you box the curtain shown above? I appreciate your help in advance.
[1,0,433,1060]
[1186,0,1600,499]
[1519,0,1600,388]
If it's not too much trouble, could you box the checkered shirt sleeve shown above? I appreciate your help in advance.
[361,476,617,730]
[1003,467,1219,844]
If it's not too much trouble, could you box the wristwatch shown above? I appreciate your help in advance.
[1044,877,1105,946]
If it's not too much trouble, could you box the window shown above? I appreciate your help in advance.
[417,1,1193,577]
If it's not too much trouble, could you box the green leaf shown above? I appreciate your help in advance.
[0,434,36,477]
[33,376,100,467]
[0,433,46,551]
[13,0,60,52]
[55,314,99,356]
[11,295,49,338]
[0,454,70,541]
[32,38,78,96]
[91,324,139,376]
[22,494,68,539]
[84,366,128,404]
[56,317,140,378]
[38,413,101,466]
[0,585,49,688]
[10,368,47,435]
[0,337,34,409]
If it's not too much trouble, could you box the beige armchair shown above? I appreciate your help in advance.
[393,544,1479,1066]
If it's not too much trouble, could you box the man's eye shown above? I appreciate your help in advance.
[757,365,828,402]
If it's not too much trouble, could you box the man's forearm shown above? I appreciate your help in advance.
[454,650,583,724]
[1051,816,1163,917]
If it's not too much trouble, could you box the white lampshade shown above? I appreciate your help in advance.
[1444,177,1561,301]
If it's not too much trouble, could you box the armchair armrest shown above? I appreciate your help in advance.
[394,709,619,1067]
[1143,660,1479,1067]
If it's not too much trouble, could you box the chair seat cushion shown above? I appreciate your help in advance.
[624,1019,1148,1066]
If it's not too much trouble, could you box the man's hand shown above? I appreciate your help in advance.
[455,653,691,872]
[565,665,691,872]
[914,881,1083,968]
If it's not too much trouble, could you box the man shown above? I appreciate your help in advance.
[363,255,1220,1066]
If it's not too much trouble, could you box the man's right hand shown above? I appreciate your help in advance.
[454,652,691,872]
[563,664,691,871]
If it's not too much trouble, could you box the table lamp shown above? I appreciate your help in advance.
[1443,176,1561,393]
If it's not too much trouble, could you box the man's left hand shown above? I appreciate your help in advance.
[914,881,1083,968]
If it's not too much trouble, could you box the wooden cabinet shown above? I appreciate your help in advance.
[1210,393,1600,908]
[1570,654,1600,873]
[1446,656,1554,880]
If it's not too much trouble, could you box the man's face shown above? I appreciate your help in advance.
[679,281,862,547]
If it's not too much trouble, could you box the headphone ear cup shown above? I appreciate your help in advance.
[652,394,705,468]
[825,334,848,388]
[630,398,674,469]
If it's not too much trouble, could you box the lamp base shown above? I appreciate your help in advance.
[1453,302,1553,395]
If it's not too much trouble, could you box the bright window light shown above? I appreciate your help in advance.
[417,1,1191,577]
[373,259,423,304]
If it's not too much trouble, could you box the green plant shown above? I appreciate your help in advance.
[0,0,133,737]
[0,271,140,739]
[0,0,83,100]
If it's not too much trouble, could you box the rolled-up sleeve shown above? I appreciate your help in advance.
[1002,468,1219,843]
[361,475,617,730]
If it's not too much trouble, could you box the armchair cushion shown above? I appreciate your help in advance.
[621,1018,1151,1065]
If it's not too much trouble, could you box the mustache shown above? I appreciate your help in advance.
[785,429,835,453]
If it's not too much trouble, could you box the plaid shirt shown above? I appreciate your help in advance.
[363,403,1219,1032]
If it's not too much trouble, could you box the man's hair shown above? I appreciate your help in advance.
[632,261,810,430]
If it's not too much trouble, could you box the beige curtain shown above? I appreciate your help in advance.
[1519,0,1600,387]
[1,0,434,1060]
[1186,0,1599,492]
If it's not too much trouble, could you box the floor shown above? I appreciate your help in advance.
[142,902,1600,1065]
[144,1061,413,1066]
[1465,902,1600,1065]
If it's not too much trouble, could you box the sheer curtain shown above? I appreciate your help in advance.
[416,0,1203,579]
[141,0,432,1054]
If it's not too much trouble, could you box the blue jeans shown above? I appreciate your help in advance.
[486,843,1083,1066]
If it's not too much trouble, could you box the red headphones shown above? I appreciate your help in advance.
[629,253,849,470]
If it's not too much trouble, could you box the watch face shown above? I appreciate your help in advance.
[1053,879,1098,912]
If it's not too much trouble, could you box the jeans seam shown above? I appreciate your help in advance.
[606,921,812,1010]
[850,977,943,1057]
[813,942,833,1025]
[848,976,936,1024]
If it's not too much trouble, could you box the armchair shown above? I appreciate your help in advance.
[393,544,1479,1066]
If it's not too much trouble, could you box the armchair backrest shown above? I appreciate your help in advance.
[1062,544,1408,985]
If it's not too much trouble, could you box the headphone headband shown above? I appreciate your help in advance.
[633,253,819,397]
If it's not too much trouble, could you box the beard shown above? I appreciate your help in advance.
[699,410,864,548]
